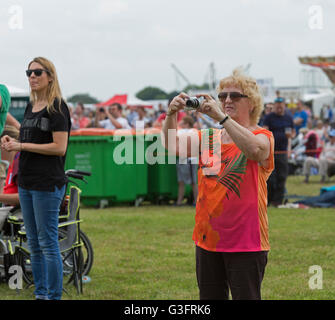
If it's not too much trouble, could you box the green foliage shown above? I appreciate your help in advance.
[135,86,168,100]
[182,83,210,92]
[166,90,180,101]
[135,83,210,101]
[218,153,247,199]
[67,93,99,104]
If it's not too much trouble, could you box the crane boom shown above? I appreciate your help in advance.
[171,63,191,85]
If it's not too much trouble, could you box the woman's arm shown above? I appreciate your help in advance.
[161,93,199,158]
[197,94,270,163]
[0,193,20,206]
[2,131,69,156]
[222,119,270,162]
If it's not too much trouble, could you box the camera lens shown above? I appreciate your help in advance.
[186,97,200,109]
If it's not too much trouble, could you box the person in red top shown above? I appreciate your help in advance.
[157,110,186,123]
[72,102,91,129]
[0,125,20,206]
[153,100,186,128]
[162,68,274,300]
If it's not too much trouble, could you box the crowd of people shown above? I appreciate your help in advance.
[70,93,335,208]
[262,95,335,206]
[68,100,227,132]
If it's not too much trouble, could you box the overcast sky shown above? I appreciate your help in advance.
[1,0,334,101]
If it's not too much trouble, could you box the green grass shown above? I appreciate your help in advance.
[1,175,334,300]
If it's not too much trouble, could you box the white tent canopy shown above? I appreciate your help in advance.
[302,88,335,116]
[5,85,29,97]
[126,95,153,107]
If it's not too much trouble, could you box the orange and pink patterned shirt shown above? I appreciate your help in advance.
[193,127,274,252]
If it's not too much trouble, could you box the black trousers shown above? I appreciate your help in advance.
[196,246,268,300]
[267,153,288,205]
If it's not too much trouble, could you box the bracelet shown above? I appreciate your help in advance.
[219,115,230,127]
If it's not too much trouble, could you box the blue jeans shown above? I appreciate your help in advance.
[19,185,65,300]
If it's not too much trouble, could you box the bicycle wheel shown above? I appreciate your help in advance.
[79,230,94,276]
[59,229,93,276]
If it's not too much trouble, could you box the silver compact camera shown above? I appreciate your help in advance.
[185,96,204,110]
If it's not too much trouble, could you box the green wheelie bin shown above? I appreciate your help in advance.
[65,129,148,207]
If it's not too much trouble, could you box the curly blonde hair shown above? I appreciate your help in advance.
[217,68,264,125]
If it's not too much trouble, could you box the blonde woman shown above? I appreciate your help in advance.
[163,68,274,300]
[1,57,71,300]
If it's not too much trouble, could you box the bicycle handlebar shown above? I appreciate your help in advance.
[70,170,91,176]
[65,169,92,181]
[66,172,85,180]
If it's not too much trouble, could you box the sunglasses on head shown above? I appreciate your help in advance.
[218,92,248,102]
[25,69,49,77]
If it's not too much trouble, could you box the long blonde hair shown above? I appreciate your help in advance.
[217,68,264,125]
[28,57,63,113]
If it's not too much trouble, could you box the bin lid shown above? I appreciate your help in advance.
[70,127,174,137]
[70,128,115,136]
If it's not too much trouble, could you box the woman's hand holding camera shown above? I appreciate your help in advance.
[196,94,227,122]
[168,92,228,124]
[167,92,189,116]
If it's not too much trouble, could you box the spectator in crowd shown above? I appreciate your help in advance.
[0,125,20,206]
[263,97,294,207]
[304,104,312,119]
[130,106,152,128]
[293,100,308,135]
[321,104,334,122]
[303,129,335,183]
[195,112,221,129]
[0,84,11,192]
[155,103,166,118]
[314,119,325,141]
[95,103,131,129]
[96,107,107,122]
[299,127,319,158]
[72,102,91,129]
[68,105,75,128]
[1,56,71,300]
[0,84,10,132]
[192,112,203,130]
[287,98,297,114]
[326,105,333,122]
[258,103,273,126]
[86,109,96,128]
[126,105,137,128]
[323,119,331,142]
[163,68,274,300]
[275,90,283,100]
[175,116,198,206]
[313,119,326,155]
[153,99,186,128]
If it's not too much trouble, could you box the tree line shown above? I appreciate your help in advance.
[67,83,210,104]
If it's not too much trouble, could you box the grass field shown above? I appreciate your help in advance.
[1,175,334,300]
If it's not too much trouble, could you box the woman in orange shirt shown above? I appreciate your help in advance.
[162,68,274,300]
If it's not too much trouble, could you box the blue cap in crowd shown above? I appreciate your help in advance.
[274,97,285,103]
